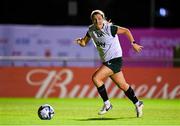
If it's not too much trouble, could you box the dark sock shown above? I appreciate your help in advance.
[97,84,109,102]
[124,86,138,104]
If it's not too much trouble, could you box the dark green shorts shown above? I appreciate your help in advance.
[103,57,123,74]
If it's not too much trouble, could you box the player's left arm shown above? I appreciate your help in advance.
[116,26,143,53]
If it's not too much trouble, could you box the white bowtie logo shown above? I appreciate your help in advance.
[107,62,111,65]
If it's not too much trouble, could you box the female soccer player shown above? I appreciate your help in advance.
[76,10,144,117]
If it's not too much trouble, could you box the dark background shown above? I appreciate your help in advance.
[0,0,179,28]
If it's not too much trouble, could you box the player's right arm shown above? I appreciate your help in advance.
[76,32,91,47]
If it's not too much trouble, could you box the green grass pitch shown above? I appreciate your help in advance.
[0,98,180,126]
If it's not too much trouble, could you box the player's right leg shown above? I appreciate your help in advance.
[98,102,113,115]
[92,65,114,115]
[135,101,144,117]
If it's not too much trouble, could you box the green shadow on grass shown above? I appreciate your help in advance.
[75,117,136,121]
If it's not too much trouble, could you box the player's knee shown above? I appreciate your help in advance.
[92,74,98,83]
[118,83,129,91]
[92,74,101,84]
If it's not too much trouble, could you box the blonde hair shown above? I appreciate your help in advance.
[90,10,105,20]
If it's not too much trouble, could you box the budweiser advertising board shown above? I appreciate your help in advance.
[0,67,179,99]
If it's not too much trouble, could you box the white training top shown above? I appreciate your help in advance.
[87,22,122,62]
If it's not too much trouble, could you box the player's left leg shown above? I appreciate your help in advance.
[110,71,144,117]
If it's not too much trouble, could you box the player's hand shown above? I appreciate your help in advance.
[132,43,143,53]
[75,38,86,47]
[75,38,81,44]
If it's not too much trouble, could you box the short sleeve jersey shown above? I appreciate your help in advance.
[87,22,122,62]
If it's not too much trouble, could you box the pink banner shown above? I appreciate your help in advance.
[119,29,180,67]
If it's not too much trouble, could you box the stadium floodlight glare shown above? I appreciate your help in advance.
[159,8,168,17]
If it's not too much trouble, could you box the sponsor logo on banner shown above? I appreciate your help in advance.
[0,67,179,99]
[0,38,8,44]
[23,68,180,99]
[15,37,30,45]
[12,51,22,56]
[57,39,72,46]
[57,52,68,57]
[37,39,51,45]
